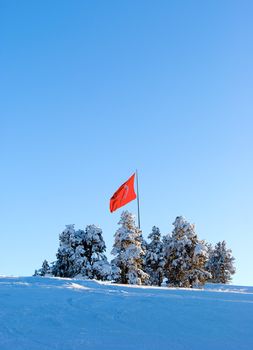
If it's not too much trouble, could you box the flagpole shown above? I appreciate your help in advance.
[136,169,141,229]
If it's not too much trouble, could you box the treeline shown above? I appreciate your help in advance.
[35,211,235,287]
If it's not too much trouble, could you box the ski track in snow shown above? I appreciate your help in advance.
[0,276,253,350]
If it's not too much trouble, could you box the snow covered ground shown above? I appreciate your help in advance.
[1,276,253,350]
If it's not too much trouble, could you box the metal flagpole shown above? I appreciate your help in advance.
[136,169,141,229]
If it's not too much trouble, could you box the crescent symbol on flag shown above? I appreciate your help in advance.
[120,184,129,204]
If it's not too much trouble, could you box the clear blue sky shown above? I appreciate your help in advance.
[1,0,252,285]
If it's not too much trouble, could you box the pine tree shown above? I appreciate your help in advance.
[34,260,51,276]
[111,211,149,285]
[52,224,76,277]
[41,260,50,276]
[164,216,211,288]
[52,224,110,280]
[81,225,110,281]
[144,226,164,286]
[206,240,235,283]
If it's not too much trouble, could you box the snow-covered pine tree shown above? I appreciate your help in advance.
[163,216,211,288]
[111,211,149,285]
[144,226,164,286]
[34,260,52,276]
[206,240,235,283]
[52,224,110,280]
[81,225,111,281]
[69,228,90,277]
[52,224,76,277]
[41,260,50,276]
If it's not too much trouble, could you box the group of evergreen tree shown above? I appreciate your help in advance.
[35,211,235,288]
[35,224,110,280]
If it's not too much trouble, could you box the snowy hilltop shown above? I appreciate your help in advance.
[1,276,253,350]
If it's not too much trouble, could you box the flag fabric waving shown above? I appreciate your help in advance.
[110,173,137,213]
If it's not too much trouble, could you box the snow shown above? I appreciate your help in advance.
[1,276,253,350]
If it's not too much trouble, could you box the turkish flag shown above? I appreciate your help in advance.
[110,173,137,213]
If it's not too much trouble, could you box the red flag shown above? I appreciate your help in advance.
[110,173,137,213]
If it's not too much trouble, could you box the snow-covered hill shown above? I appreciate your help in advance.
[1,276,253,350]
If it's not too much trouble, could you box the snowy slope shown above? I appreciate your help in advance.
[0,277,253,350]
